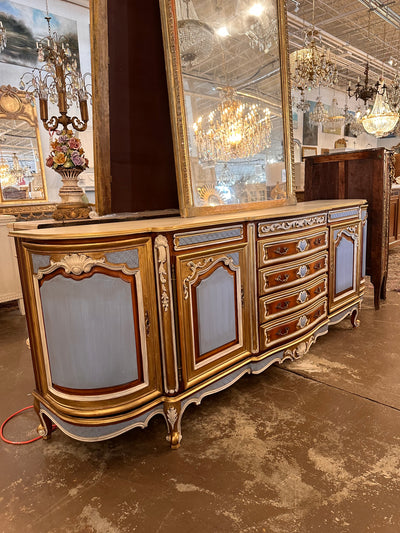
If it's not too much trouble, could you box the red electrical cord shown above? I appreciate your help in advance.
[1,405,56,445]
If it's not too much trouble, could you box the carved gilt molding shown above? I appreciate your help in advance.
[183,255,239,300]
[283,335,316,360]
[154,235,170,312]
[34,252,140,280]
[258,214,326,237]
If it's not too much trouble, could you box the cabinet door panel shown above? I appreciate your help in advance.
[40,271,141,391]
[28,237,162,416]
[176,245,251,388]
[195,264,238,359]
[330,221,361,311]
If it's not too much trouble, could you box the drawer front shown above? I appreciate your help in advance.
[258,229,328,267]
[260,299,327,349]
[258,251,328,295]
[259,275,327,323]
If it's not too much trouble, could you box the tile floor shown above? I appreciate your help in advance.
[0,287,400,532]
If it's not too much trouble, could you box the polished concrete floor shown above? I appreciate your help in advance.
[1,285,400,532]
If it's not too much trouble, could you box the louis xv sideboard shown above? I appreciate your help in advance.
[11,198,367,446]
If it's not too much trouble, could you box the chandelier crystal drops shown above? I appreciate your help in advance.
[19,4,90,133]
[387,72,400,112]
[193,87,272,162]
[178,0,215,67]
[246,13,278,54]
[324,97,345,130]
[0,20,6,53]
[309,97,328,126]
[291,29,338,93]
[296,91,310,112]
[348,106,365,136]
[362,85,399,137]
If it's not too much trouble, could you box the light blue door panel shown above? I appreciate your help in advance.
[335,237,354,294]
[40,273,139,390]
[196,266,237,356]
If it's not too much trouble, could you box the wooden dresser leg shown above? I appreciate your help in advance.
[350,307,360,328]
[34,399,53,440]
[163,400,182,449]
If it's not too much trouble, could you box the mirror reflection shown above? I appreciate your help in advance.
[177,0,286,207]
[0,118,45,202]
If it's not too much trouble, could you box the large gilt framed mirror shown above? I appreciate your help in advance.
[160,0,295,217]
[0,85,47,208]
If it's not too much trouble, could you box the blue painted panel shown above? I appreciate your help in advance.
[196,266,237,356]
[40,274,138,389]
[335,237,354,294]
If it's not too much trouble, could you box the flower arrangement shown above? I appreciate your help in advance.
[46,129,89,171]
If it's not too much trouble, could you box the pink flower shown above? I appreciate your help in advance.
[46,156,54,168]
[68,138,81,150]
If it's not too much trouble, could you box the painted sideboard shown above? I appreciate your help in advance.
[11,199,367,447]
[0,215,24,314]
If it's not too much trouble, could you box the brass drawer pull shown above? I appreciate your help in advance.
[313,309,322,319]
[314,286,322,295]
[276,300,290,310]
[314,263,322,270]
[277,327,290,336]
[313,237,324,246]
[273,247,289,255]
[275,274,289,283]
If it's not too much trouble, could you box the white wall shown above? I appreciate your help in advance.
[0,0,93,203]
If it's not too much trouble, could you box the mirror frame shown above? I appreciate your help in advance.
[159,0,295,217]
[0,85,48,207]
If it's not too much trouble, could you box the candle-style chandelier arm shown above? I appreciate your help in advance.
[19,14,91,134]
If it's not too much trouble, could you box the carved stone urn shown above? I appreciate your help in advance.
[52,168,91,221]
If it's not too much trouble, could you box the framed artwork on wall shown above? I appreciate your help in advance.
[302,101,318,146]
[302,146,317,159]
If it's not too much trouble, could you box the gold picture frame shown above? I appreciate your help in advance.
[302,146,318,159]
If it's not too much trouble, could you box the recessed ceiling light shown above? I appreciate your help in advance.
[216,26,230,37]
[249,3,264,17]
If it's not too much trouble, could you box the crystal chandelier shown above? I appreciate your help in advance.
[362,85,399,137]
[0,20,6,53]
[309,97,328,126]
[296,91,310,112]
[343,104,354,126]
[0,153,10,183]
[245,12,278,54]
[387,72,400,112]
[193,87,272,162]
[290,29,338,93]
[324,97,345,130]
[20,1,90,133]
[178,0,215,67]
[349,106,366,136]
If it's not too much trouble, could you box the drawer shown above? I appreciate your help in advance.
[257,228,328,267]
[260,299,327,350]
[258,251,328,295]
[259,275,327,323]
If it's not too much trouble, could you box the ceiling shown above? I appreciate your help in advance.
[287,0,400,89]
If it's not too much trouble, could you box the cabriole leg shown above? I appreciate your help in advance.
[34,399,53,440]
[163,400,182,449]
[350,306,360,328]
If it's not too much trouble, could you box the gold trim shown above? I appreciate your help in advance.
[0,85,48,206]
[159,0,295,217]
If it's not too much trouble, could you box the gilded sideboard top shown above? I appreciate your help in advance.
[10,199,367,241]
